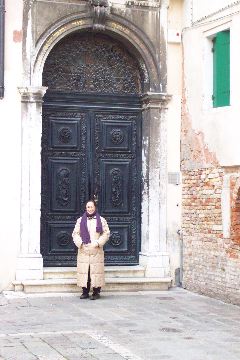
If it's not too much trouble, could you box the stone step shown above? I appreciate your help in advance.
[13,277,172,293]
[43,266,146,280]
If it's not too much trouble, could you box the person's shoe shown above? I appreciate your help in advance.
[90,293,100,300]
[80,293,89,299]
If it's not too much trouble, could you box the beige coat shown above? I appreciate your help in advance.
[72,216,110,288]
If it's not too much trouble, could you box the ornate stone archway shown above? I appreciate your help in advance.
[17,7,171,282]
[32,13,160,91]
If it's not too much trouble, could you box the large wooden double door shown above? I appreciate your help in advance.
[40,94,142,266]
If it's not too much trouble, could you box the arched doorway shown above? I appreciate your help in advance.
[41,32,143,266]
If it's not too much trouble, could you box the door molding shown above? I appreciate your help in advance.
[17,86,171,280]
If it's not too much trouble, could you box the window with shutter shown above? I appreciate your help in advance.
[212,30,230,108]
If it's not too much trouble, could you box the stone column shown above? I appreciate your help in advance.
[159,0,169,93]
[16,86,47,281]
[140,92,171,278]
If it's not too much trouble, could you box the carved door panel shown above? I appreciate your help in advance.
[41,105,142,266]
[93,111,142,265]
[41,109,89,266]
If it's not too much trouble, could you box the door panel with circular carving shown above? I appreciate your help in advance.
[41,110,89,266]
[93,111,141,264]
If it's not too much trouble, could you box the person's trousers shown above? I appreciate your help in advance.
[82,266,101,295]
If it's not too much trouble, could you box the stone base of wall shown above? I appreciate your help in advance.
[182,168,240,306]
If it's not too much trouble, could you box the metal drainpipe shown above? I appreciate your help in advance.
[176,229,183,287]
[0,0,5,99]
[179,229,183,286]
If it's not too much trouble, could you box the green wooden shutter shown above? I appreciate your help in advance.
[212,30,230,107]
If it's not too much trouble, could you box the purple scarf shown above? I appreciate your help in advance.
[80,211,103,244]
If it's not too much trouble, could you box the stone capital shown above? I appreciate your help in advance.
[160,0,169,8]
[141,92,172,110]
[18,86,48,103]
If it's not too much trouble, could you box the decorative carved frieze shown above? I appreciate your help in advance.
[126,0,160,8]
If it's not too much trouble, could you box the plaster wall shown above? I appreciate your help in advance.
[166,0,183,284]
[0,0,23,290]
[182,4,240,167]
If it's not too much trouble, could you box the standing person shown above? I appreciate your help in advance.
[72,200,110,300]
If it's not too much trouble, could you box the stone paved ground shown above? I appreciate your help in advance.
[0,288,239,360]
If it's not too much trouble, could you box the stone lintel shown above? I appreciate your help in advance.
[221,165,240,173]
[18,86,48,103]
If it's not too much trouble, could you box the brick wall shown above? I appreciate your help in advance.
[230,175,240,246]
[182,168,240,305]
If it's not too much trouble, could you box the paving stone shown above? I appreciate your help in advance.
[94,354,124,360]
[0,295,8,307]
[0,343,38,360]
[0,289,240,360]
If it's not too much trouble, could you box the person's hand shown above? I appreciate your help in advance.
[92,241,99,248]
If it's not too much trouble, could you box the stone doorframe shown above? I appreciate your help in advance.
[16,11,171,281]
